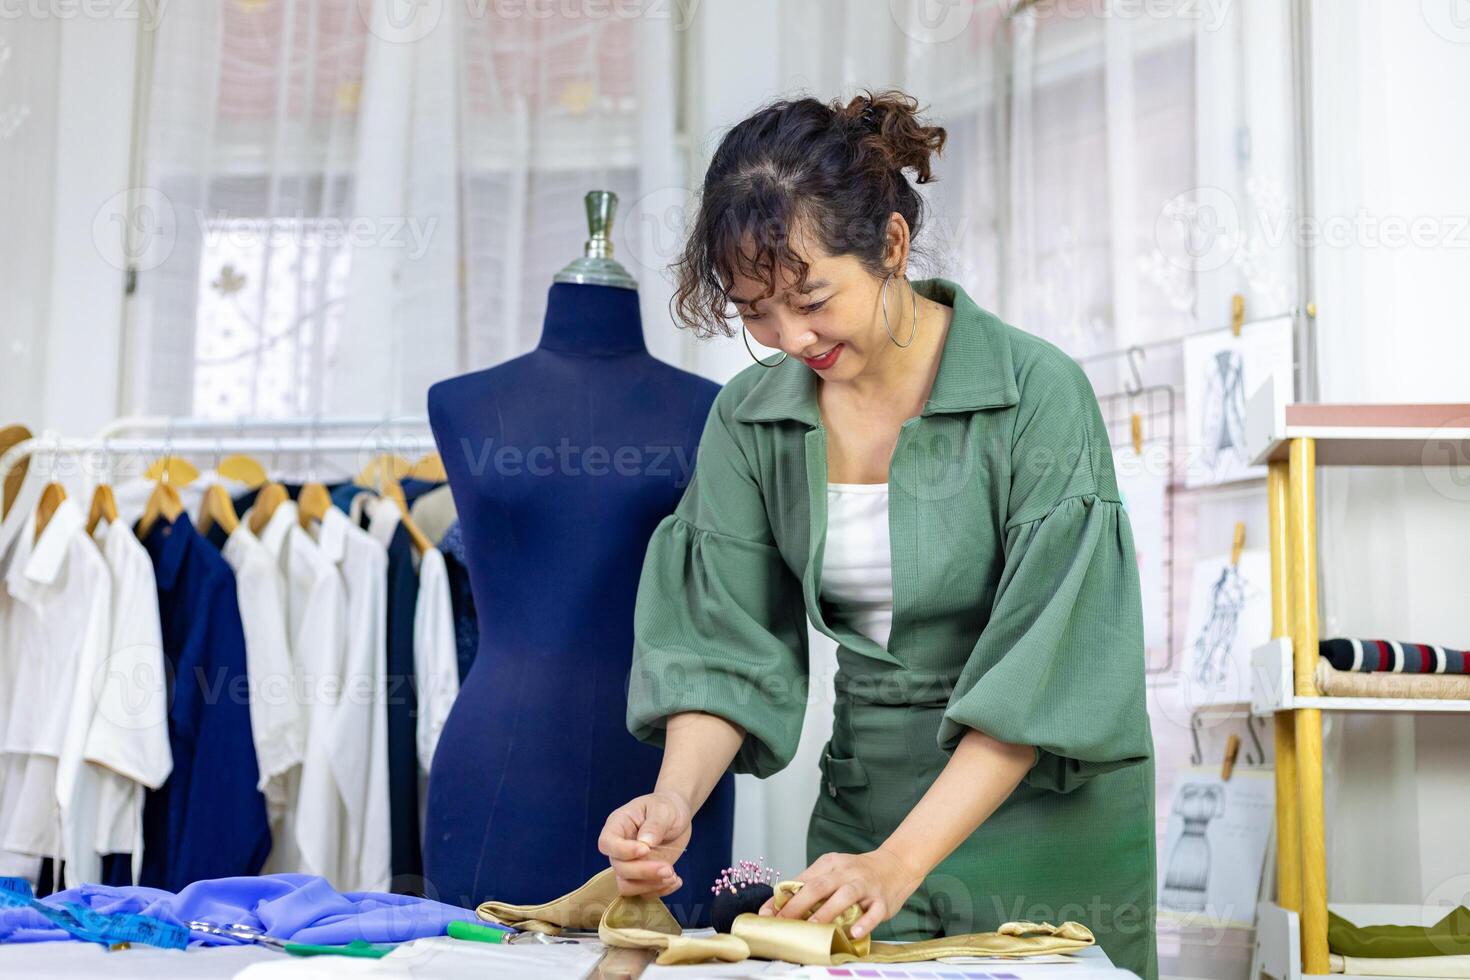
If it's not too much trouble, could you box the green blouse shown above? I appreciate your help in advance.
[627,276,1152,789]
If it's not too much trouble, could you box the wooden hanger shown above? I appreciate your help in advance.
[408,451,446,482]
[382,475,432,555]
[145,455,200,487]
[0,424,32,520]
[136,480,184,540]
[355,453,411,488]
[34,482,66,538]
[297,481,333,529]
[197,482,239,537]
[248,482,289,536]
[217,453,268,489]
[86,483,118,537]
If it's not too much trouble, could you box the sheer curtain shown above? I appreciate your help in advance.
[124,0,683,419]
[0,19,61,425]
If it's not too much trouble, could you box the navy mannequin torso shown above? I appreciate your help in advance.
[423,282,734,925]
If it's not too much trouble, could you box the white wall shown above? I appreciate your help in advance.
[1310,0,1470,906]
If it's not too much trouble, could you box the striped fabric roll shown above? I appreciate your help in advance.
[1321,637,1469,674]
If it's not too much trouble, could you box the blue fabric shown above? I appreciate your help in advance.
[0,875,187,949]
[382,523,423,888]
[436,521,479,683]
[138,517,271,892]
[0,874,476,946]
[421,282,735,925]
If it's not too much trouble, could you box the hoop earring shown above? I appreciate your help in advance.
[881,272,919,348]
[742,324,787,367]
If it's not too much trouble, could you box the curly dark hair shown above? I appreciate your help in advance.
[669,88,948,339]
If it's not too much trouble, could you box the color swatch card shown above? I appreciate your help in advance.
[782,958,1137,979]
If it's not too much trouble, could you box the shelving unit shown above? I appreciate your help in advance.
[1245,377,1470,978]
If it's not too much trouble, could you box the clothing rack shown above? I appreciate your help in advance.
[95,415,430,438]
[0,416,434,489]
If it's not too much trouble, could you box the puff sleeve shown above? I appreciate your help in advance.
[938,351,1153,794]
[626,388,810,779]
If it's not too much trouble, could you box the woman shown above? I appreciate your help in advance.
[599,90,1157,980]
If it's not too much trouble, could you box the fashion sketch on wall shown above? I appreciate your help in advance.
[1180,549,1271,708]
[1161,782,1224,913]
[1183,315,1293,487]
[1158,768,1274,928]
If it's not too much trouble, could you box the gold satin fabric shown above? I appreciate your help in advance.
[476,869,1096,967]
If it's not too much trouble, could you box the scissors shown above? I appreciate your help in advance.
[187,921,397,958]
[187,920,291,951]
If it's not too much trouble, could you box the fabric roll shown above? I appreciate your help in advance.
[1315,660,1470,699]
[1329,906,1470,958]
[1321,637,1470,674]
[475,867,1096,967]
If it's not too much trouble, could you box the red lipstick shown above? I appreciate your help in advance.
[802,343,843,371]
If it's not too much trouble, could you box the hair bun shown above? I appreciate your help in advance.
[836,89,948,184]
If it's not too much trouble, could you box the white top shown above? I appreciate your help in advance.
[88,519,173,884]
[367,496,459,774]
[310,506,390,893]
[220,522,304,825]
[0,498,111,886]
[821,483,895,650]
[262,500,345,881]
[413,546,459,773]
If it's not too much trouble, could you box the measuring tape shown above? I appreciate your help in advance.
[0,876,189,950]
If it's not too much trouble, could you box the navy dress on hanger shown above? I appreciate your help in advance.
[423,282,734,925]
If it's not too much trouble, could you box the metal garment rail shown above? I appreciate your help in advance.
[0,414,432,490]
[95,415,430,438]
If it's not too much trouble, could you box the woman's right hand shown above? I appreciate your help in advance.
[598,791,693,897]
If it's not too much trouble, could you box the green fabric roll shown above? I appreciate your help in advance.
[1328,907,1470,958]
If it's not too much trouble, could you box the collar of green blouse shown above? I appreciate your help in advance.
[732,276,1021,427]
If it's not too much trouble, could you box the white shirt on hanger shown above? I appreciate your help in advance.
[0,498,111,887]
[0,512,40,881]
[414,547,458,774]
[88,518,173,885]
[220,522,304,832]
[248,502,311,875]
[250,499,337,881]
[310,505,390,893]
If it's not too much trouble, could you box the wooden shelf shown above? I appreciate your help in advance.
[1246,376,1470,466]
[1251,639,1470,716]
[1248,392,1470,978]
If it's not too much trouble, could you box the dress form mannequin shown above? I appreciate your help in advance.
[423,281,734,925]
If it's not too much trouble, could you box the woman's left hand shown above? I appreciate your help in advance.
[757,848,924,939]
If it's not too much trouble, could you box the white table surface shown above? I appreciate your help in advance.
[0,936,1134,979]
